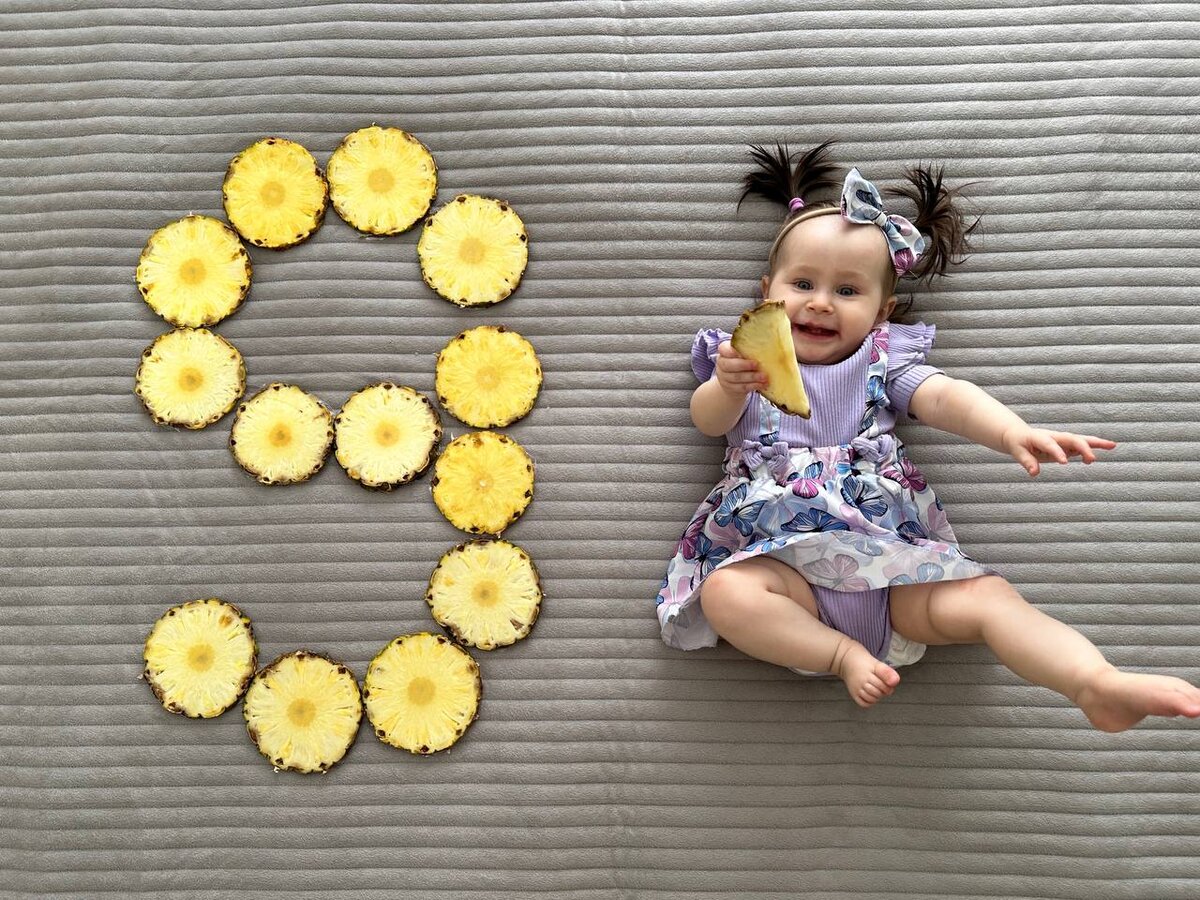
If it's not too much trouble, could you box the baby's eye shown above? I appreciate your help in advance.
[793,280,812,290]
[837,286,857,296]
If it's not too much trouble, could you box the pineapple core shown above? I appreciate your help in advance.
[407,677,436,705]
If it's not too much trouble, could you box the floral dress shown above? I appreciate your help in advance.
[655,321,999,666]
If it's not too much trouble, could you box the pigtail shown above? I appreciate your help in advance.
[885,164,982,285]
[738,140,841,215]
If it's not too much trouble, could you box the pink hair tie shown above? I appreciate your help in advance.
[789,197,806,213]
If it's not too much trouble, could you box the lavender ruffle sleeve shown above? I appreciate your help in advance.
[886,321,945,421]
[690,328,733,383]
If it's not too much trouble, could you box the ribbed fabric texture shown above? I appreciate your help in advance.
[3,2,1200,899]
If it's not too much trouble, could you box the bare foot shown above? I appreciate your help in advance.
[1074,667,1200,733]
[832,640,900,708]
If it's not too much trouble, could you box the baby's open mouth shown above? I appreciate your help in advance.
[793,322,838,338]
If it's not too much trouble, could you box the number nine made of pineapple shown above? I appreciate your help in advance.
[133,126,540,535]
[136,128,546,771]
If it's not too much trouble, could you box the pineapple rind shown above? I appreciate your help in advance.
[243,650,363,774]
[363,632,481,755]
[431,431,535,535]
[427,539,543,650]
[135,328,246,429]
[222,137,329,249]
[143,598,257,718]
[435,326,542,428]
[136,215,252,328]
[418,194,529,307]
[326,125,438,235]
[334,383,443,491]
[230,383,335,485]
[731,299,812,418]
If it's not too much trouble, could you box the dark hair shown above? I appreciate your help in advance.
[738,140,841,216]
[885,163,982,288]
[739,140,982,319]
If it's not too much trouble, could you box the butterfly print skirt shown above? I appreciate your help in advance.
[656,325,999,653]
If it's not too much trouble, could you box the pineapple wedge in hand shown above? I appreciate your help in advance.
[731,299,811,418]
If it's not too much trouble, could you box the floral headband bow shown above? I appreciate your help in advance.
[791,167,927,276]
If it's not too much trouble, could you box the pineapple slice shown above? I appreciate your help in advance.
[364,632,481,755]
[136,215,252,327]
[435,326,542,428]
[427,539,543,650]
[143,599,257,718]
[243,650,362,774]
[418,194,528,307]
[731,299,812,418]
[326,125,438,235]
[135,328,246,429]
[222,137,329,249]
[334,383,442,490]
[431,431,534,535]
[230,383,334,485]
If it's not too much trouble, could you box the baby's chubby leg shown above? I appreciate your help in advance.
[890,575,1200,732]
[699,557,899,708]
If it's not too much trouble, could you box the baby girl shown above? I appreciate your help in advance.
[655,141,1200,732]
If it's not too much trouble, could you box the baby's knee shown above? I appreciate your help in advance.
[929,575,1016,640]
[699,567,756,625]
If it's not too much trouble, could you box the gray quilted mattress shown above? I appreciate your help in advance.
[4,2,1200,897]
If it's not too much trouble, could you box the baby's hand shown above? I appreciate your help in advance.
[714,340,768,396]
[1001,425,1118,477]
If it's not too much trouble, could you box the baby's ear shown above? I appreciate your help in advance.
[760,274,771,299]
[876,294,897,324]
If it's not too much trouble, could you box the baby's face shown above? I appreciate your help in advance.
[761,214,897,366]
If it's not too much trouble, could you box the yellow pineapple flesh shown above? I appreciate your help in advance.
[334,383,442,490]
[222,137,328,249]
[326,125,438,235]
[135,328,245,429]
[427,539,542,650]
[136,215,252,327]
[242,650,362,774]
[364,632,481,755]
[143,599,257,718]
[731,299,811,418]
[230,383,335,485]
[418,194,528,307]
[435,326,542,428]
[431,431,534,535]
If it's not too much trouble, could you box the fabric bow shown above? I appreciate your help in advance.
[849,433,897,465]
[741,439,792,484]
[840,167,927,276]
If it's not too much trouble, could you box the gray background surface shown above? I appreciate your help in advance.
[3,1,1200,897]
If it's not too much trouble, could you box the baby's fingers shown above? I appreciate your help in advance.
[1058,433,1119,464]
[716,355,757,374]
[1035,433,1070,465]
[716,344,764,376]
[1012,445,1043,477]
[716,340,747,361]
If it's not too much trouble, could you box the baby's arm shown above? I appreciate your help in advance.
[910,375,1118,476]
[690,341,764,437]
[910,374,1025,454]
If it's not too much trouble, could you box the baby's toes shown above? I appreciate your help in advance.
[857,678,887,707]
[853,689,878,708]
[1176,680,1200,707]
[1169,681,1200,716]
[875,662,901,689]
